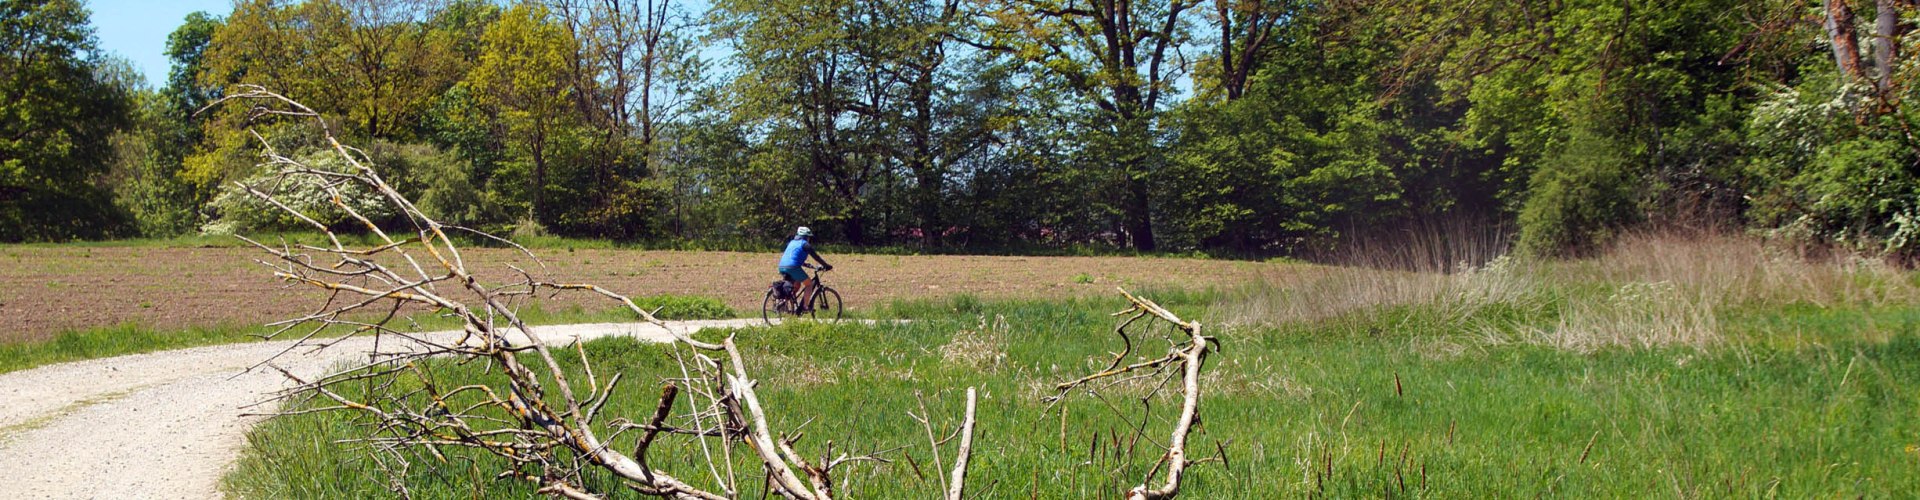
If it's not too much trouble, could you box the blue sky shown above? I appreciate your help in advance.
[87,0,235,88]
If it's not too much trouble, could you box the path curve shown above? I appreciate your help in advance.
[0,320,765,499]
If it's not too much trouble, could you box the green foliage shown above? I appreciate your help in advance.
[362,140,500,226]
[108,90,202,236]
[0,0,134,241]
[465,2,579,224]
[629,294,735,320]
[1517,129,1646,256]
[163,11,222,117]
[1164,64,1408,252]
[202,0,464,141]
[1743,82,1920,256]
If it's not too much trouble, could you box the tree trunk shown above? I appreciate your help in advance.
[1873,0,1908,90]
[1113,102,1158,252]
[1125,173,1156,251]
[1216,0,1275,101]
[1826,0,1867,83]
[910,64,940,247]
[1219,0,1242,101]
[640,60,656,175]
[531,131,548,222]
[845,204,868,246]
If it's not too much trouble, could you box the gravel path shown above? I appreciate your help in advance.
[0,320,764,499]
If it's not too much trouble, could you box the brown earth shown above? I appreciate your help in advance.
[0,246,1284,344]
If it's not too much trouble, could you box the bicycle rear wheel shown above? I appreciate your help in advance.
[808,287,843,323]
[761,288,782,326]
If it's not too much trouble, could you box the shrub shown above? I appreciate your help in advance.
[1517,130,1643,257]
[202,151,397,234]
[1744,84,1920,257]
[630,294,735,320]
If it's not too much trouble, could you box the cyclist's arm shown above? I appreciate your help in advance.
[808,246,831,269]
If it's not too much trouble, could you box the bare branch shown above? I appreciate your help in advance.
[946,387,978,500]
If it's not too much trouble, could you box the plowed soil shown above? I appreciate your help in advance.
[0,246,1281,343]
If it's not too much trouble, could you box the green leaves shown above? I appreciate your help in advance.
[0,0,134,241]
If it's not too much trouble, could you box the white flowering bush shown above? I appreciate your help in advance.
[203,151,398,234]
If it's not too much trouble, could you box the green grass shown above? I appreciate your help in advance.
[0,295,735,375]
[223,287,1920,498]
[0,323,256,374]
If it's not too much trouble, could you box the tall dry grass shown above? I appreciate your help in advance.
[1578,232,1914,308]
[1223,230,1918,352]
[1219,256,1534,329]
[1220,220,1530,330]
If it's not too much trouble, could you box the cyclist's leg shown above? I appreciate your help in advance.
[778,267,806,299]
[796,269,818,311]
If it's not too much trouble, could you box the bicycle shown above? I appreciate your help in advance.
[762,264,843,325]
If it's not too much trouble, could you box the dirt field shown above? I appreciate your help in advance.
[0,246,1283,344]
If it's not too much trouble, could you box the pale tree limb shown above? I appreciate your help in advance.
[946,387,978,500]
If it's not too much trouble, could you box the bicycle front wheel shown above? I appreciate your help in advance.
[809,287,843,323]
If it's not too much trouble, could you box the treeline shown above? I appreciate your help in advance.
[5,0,1920,258]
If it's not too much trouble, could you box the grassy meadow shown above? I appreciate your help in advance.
[223,234,1920,498]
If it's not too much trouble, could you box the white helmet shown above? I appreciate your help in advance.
[796,226,812,237]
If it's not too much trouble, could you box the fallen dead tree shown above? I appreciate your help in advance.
[220,86,1221,499]
[1047,289,1217,500]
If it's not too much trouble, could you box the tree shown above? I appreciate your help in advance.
[1824,0,1867,84]
[105,11,230,237]
[1203,0,1291,101]
[469,2,580,223]
[550,0,697,152]
[713,0,899,244]
[107,74,202,236]
[164,11,223,117]
[549,0,702,238]
[324,0,464,139]
[200,0,462,140]
[0,0,132,241]
[876,0,967,246]
[969,0,1199,251]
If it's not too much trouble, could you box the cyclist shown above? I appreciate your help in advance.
[778,226,832,309]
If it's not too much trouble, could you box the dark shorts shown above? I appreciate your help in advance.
[778,267,809,282]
